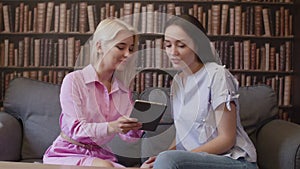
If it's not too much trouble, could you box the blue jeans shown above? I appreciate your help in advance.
[153,150,258,169]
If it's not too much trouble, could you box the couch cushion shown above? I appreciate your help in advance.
[4,78,61,160]
[238,85,278,139]
[0,112,22,161]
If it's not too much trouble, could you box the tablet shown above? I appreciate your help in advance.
[130,100,167,131]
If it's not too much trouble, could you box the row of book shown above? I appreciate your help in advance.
[0,37,82,67]
[133,72,172,94]
[0,70,292,104]
[205,4,292,36]
[235,74,291,106]
[0,37,292,73]
[137,38,293,72]
[212,40,292,72]
[0,70,69,101]
[0,2,293,36]
[137,38,171,69]
[135,71,293,107]
[0,70,292,107]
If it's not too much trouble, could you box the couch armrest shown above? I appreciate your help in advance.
[256,119,300,169]
[0,112,22,161]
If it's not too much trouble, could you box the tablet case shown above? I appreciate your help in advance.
[130,100,167,131]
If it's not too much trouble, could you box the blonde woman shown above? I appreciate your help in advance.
[43,18,153,168]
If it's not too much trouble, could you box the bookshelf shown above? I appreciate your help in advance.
[0,0,297,122]
[293,0,299,124]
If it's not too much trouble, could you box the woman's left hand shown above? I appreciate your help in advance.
[107,116,142,134]
[140,156,156,168]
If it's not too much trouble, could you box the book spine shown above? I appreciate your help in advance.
[59,3,67,33]
[87,5,95,32]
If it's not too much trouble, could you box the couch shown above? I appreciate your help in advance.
[0,77,299,169]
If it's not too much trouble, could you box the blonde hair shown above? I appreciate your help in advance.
[90,18,138,66]
[75,18,139,69]
[78,18,137,88]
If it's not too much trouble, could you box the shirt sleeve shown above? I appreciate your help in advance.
[60,73,109,146]
[210,67,239,111]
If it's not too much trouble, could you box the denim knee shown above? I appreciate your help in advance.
[153,151,178,169]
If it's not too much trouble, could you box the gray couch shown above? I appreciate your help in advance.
[0,77,299,169]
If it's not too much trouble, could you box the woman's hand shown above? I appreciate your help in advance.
[107,116,142,135]
[140,156,156,168]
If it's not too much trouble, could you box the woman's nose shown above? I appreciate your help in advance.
[124,48,131,58]
[170,46,179,55]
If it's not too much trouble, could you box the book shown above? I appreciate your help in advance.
[132,2,141,31]
[59,3,67,33]
[262,8,271,36]
[67,37,75,67]
[283,76,291,106]
[28,10,32,32]
[229,7,234,35]
[211,4,221,35]
[250,43,256,70]
[74,3,79,32]
[8,42,14,66]
[284,9,289,36]
[243,40,250,70]
[14,6,20,32]
[234,41,240,69]
[155,38,163,68]
[79,2,87,33]
[254,5,262,36]
[146,4,154,33]
[19,3,24,32]
[285,41,291,71]
[265,43,270,71]
[69,3,75,32]
[141,6,147,33]
[87,5,95,32]
[34,39,40,67]
[24,5,29,32]
[221,4,229,35]
[3,5,10,32]
[234,5,242,36]
[0,43,4,66]
[0,3,3,32]
[18,40,24,67]
[66,9,70,33]
[37,2,46,33]
[123,3,133,26]
[23,37,29,67]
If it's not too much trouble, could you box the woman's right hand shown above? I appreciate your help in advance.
[107,116,142,135]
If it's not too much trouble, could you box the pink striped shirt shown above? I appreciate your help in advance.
[43,65,142,167]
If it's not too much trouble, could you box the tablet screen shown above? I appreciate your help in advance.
[130,100,167,131]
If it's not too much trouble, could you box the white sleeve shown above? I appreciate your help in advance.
[210,68,239,111]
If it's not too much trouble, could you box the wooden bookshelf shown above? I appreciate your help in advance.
[0,0,297,122]
[293,0,299,124]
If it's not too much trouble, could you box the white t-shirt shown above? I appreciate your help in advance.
[171,62,257,162]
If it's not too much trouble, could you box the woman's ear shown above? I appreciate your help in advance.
[96,41,103,54]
